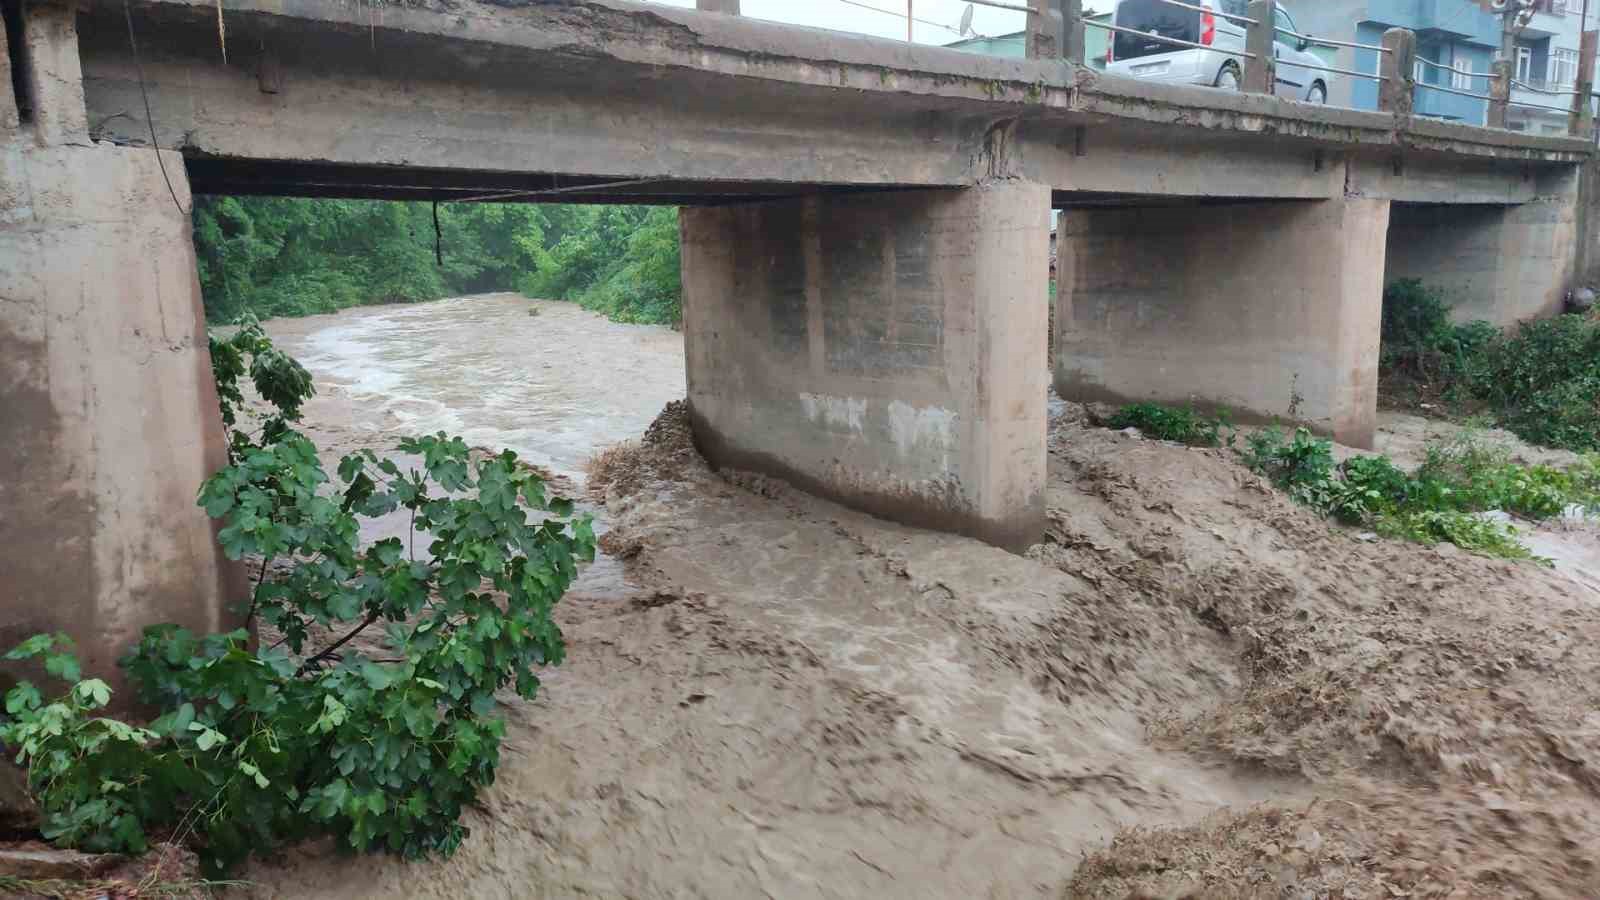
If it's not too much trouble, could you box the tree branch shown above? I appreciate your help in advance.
[297,610,381,675]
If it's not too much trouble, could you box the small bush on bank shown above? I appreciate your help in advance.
[1380,279,1497,383]
[1379,279,1600,452]
[1106,403,1233,447]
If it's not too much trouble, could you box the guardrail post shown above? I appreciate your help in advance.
[1488,58,1511,129]
[1061,0,1085,66]
[696,0,739,12]
[1378,28,1415,117]
[1027,0,1062,60]
[1570,29,1597,138]
[1242,0,1276,95]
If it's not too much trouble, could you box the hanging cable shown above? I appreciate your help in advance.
[122,0,190,216]
[433,199,443,266]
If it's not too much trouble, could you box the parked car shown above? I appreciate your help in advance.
[1104,0,1331,104]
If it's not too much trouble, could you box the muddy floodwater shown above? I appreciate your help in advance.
[262,293,686,483]
[240,293,1600,899]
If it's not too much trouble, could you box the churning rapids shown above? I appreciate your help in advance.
[235,293,1600,899]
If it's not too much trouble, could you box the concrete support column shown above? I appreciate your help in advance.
[1385,169,1581,326]
[0,8,241,688]
[681,182,1051,551]
[1054,195,1391,449]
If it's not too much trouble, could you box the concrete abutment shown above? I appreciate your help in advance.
[1385,169,1580,326]
[1,4,241,692]
[681,182,1051,551]
[1053,196,1391,449]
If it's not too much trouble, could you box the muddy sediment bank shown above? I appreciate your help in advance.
[237,296,1600,898]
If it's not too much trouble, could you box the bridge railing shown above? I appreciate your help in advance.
[692,0,1597,139]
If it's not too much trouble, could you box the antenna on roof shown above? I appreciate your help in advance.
[959,4,975,38]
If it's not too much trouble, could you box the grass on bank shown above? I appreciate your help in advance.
[1107,405,1600,562]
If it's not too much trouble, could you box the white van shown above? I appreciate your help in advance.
[1104,0,1331,104]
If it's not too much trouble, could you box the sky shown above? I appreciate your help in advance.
[645,0,1103,46]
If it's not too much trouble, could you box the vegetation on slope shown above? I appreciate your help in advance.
[193,198,682,326]
[1380,278,1600,452]
[1107,404,1600,562]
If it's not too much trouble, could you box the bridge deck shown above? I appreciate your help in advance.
[78,0,1591,205]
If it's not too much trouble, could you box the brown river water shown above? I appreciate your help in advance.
[235,293,1600,898]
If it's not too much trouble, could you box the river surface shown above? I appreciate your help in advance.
[260,293,687,595]
[262,292,687,484]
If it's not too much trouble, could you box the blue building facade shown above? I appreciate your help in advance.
[1292,1,1503,123]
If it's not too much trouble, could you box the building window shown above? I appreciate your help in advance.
[1450,59,1474,90]
[1551,48,1579,88]
[1516,46,1534,83]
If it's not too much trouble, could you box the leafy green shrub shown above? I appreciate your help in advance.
[1106,403,1232,447]
[1241,427,1339,510]
[1373,510,1538,561]
[2,331,595,876]
[1327,455,1412,524]
[1380,278,1497,381]
[1465,317,1600,449]
[1378,280,1600,452]
[209,314,315,458]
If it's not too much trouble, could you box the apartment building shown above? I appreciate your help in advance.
[1294,1,1591,127]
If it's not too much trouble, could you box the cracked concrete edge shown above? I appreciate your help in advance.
[85,0,1593,165]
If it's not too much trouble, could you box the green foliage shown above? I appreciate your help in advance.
[3,334,594,876]
[1378,279,1600,452]
[194,198,683,327]
[1379,278,1497,381]
[1459,315,1600,451]
[208,314,316,457]
[520,206,682,326]
[1372,510,1540,561]
[1126,414,1600,561]
[1106,403,1233,447]
[1241,427,1338,510]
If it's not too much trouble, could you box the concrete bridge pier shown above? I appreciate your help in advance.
[1384,170,1581,326]
[1,5,240,685]
[1054,196,1392,449]
[680,181,1051,551]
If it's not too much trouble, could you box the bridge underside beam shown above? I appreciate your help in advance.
[1055,196,1391,449]
[1383,169,1580,326]
[682,183,1051,551]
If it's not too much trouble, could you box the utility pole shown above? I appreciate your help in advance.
[1487,0,1533,129]
[907,0,913,42]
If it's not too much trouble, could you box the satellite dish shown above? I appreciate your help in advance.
[959,4,975,37]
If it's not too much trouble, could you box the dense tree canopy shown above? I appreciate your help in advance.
[192,198,681,326]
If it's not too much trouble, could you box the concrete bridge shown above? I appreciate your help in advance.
[3,0,1595,674]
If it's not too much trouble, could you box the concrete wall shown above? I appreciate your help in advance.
[681,182,1050,550]
[1055,196,1390,448]
[1,5,241,692]
[1385,170,1580,325]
